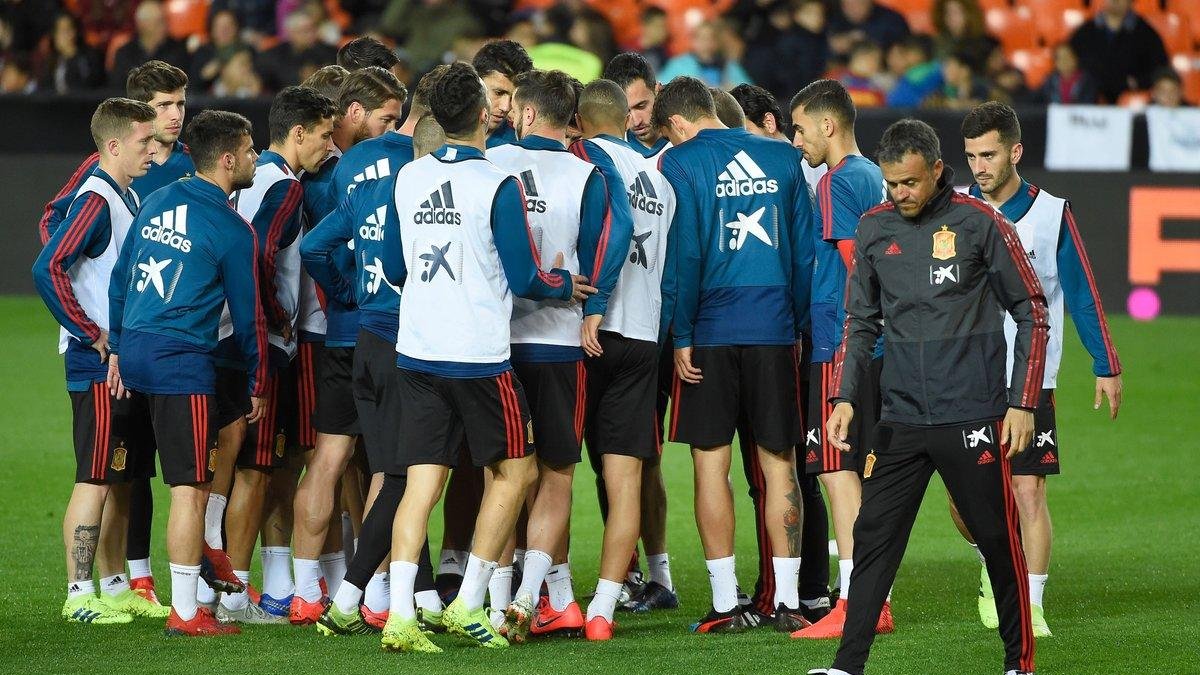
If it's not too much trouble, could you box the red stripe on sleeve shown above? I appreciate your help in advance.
[261,180,304,325]
[514,181,564,288]
[243,222,271,398]
[819,173,834,241]
[1063,208,1121,375]
[39,153,99,245]
[49,194,106,341]
[591,195,612,287]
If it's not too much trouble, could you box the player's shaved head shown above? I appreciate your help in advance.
[91,97,156,149]
[413,115,446,159]
[790,79,857,129]
[710,87,745,129]
[577,79,629,129]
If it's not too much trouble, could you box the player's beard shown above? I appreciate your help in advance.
[232,162,255,190]
[981,161,1015,197]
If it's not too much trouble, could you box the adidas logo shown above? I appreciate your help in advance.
[1027,249,1037,260]
[715,151,778,197]
[464,622,493,642]
[1040,452,1058,465]
[415,182,462,225]
[141,204,192,253]
[885,241,902,255]
[106,575,125,587]
[519,169,548,214]
[351,158,391,190]
[977,450,996,465]
[627,170,665,216]
[805,449,818,464]
[359,205,388,241]
[68,583,82,593]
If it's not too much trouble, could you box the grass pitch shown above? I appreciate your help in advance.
[1,296,1196,674]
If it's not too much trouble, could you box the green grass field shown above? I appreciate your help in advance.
[1,295,1197,674]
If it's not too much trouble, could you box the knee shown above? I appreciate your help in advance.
[1011,478,1045,518]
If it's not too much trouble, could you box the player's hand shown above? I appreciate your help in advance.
[1000,407,1035,458]
[674,346,702,384]
[92,330,109,363]
[582,314,604,357]
[1095,375,1122,420]
[827,401,855,452]
[553,252,597,303]
[247,396,266,424]
[106,354,129,399]
[281,322,294,345]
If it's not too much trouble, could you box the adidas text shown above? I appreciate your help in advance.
[628,192,664,215]
[716,178,778,198]
[414,209,462,225]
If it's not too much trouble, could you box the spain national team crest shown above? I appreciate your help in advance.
[208,446,218,471]
[110,443,127,472]
[275,433,286,458]
[526,420,535,445]
[932,225,956,260]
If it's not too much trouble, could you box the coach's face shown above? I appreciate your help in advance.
[790,104,828,168]
[882,152,943,219]
[964,130,1021,197]
[148,88,186,145]
[481,71,515,132]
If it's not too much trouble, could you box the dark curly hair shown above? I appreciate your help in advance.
[472,39,533,80]
[268,86,339,144]
[430,61,488,138]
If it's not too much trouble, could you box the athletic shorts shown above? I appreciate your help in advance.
[584,332,660,459]
[1010,388,1060,476]
[514,360,586,467]
[352,328,402,474]
[214,366,250,429]
[314,346,360,437]
[394,368,533,469]
[236,363,298,471]
[804,358,882,475]
[294,341,320,449]
[146,393,218,485]
[70,384,155,484]
[669,345,801,453]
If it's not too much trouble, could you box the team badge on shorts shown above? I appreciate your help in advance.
[932,225,956,260]
[526,420,535,445]
[208,446,217,471]
[275,432,286,458]
[111,443,127,472]
[863,450,876,478]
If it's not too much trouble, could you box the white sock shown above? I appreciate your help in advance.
[127,558,152,581]
[546,563,575,611]
[415,590,443,612]
[333,580,364,615]
[971,543,987,566]
[839,558,853,601]
[203,493,227,549]
[438,549,467,576]
[516,550,552,601]
[319,552,346,598]
[67,579,96,600]
[169,563,201,621]
[488,565,513,610]
[293,558,323,602]
[705,556,738,613]
[460,554,498,611]
[389,561,417,620]
[647,553,673,591]
[1028,573,1048,608]
[100,573,129,597]
[364,572,389,613]
[261,546,294,599]
[772,557,801,610]
[196,578,216,604]
[221,570,252,611]
[586,578,622,622]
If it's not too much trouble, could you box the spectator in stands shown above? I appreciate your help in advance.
[212,46,263,98]
[189,10,248,92]
[637,6,670,73]
[885,34,941,107]
[924,50,989,109]
[381,0,482,72]
[1035,42,1098,104]
[73,0,138,52]
[210,0,277,47]
[0,51,35,93]
[35,13,105,93]
[1,0,58,53]
[932,0,997,72]
[1069,0,1169,103]
[828,0,910,60]
[836,39,887,107]
[528,5,606,82]
[109,0,191,87]
[256,9,338,92]
[505,12,538,51]
[276,0,343,47]
[660,20,752,90]
[743,0,828,105]
[1150,67,1188,107]
[991,65,1035,104]
[340,0,390,35]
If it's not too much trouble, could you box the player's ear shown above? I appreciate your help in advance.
[764,113,777,135]
[1010,142,1024,165]
[106,137,120,157]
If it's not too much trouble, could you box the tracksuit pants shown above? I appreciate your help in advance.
[832,419,1036,675]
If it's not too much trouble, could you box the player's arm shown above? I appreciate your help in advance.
[300,189,358,307]
[32,192,110,347]
[222,224,271,400]
[789,159,817,339]
[826,231,883,451]
[106,221,141,358]
[251,180,305,332]
[572,143,634,318]
[39,153,99,245]
[492,176,590,302]
[659,156,702,350]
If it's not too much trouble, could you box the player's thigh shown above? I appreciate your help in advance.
[513,360,583,467]
[452,370,532,468]
[147,393,218,486]
[670,345,739,448]
[741,345,802,454]
[393,368,460,470]
[314,346,360,436]
[1009,389,1060,477]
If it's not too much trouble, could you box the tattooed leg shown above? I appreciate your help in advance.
[63,483,111,586]
[755,445,803,559]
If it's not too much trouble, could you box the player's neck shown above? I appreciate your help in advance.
[693,116,725,133]
[825,134,861,169]
[524,124,567,147]
[332,125,354,153]
[590,124,625,141]
[195,170,232,196]
[984,171,1023,208]
[398,109,425,136]
[150,138,173,165]
[446,132,485,153]
[269,143,301,174]
[99,158,133,191]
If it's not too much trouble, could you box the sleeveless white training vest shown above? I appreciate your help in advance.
[394,151,514,364]
[587,136,676,342]
[297,147,342,337]
[486,143,593,349]
[57,176,140,353]
[1004,188,1067,389]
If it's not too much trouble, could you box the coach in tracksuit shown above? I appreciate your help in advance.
[811,119,1048,675]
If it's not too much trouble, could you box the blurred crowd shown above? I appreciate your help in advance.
[0,0,1193,108]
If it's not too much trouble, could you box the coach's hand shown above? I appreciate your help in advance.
[674,346,702,384]
[827,401,855,452]
[106,354,129,400]
[1095,375,1122,420]
[582,314,603,357]
[554,252,597,304]
[1001,407,1035,458]
[93,330,109,362]
[247,396,266,424]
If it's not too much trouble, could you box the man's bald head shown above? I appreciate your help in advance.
[577,79,629,134]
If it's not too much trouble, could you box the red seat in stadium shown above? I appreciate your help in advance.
[1167,0,1200,46]
[1117,89,1151,108]
[1145,12,1193,55]
[1131,0,1165,19]
[1173,53,1200,103]
[987,6,1038,51]
[976,0,1010,11]
[878,0,933,15]
[165,0,210,41]
[906,10,934,35]
[1009,47,1054,87]
[1035,7,1089,47]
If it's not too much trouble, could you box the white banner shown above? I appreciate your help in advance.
[1146,106,1200,173]
[1045,104,1134,171]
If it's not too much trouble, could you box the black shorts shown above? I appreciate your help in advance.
[294,341,320,449]
[514,360,586,467]
[146,393,218,485]
[70,384,155,484]
[236,363,298,471]
[395,368,533,469]
[214,366,250,429]
[804,358,882,475]
[1010,388,1060,476]
[584,332,660,459]
[314,346,360,436]
[669,345,801,453]
[352,329,402,474]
